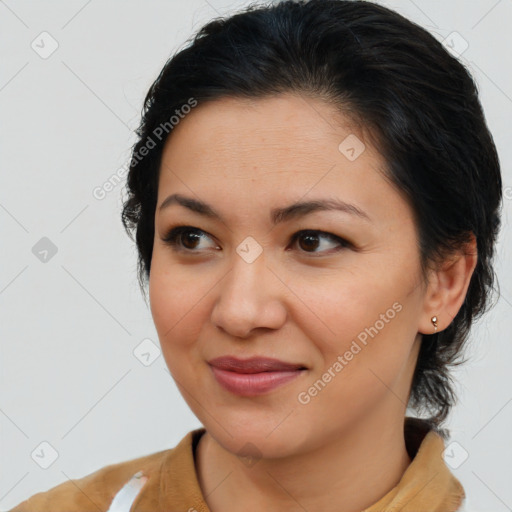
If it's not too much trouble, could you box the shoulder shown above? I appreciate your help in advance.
[8,447,172,512]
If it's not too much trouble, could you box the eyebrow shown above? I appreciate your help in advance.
[158,193,371,224]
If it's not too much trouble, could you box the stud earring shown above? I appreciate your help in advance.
[431,316,438,333]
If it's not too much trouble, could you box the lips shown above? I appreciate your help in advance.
[207,356,307,396]
[208,356,306,373]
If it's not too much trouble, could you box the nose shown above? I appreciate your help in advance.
[210,249,287,339]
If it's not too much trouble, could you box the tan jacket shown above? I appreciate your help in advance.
[10,417,466,511]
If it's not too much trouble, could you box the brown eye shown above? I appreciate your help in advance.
[298,232,321,251]
[161,226,218,253]
[290,230,350,254]
[180,230,202,250]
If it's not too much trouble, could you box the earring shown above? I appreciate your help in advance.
[431,316,438,333]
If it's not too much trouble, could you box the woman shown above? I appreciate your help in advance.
[11,0,502,511]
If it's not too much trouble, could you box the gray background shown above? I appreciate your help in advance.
[1,0,511,510]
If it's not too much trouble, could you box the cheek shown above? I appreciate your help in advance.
[290,259,423,409]
[148,254,208,349]
[149,270,209,390]
[311,273,421,392]
[288,261,412,350]
[297,302,418,427]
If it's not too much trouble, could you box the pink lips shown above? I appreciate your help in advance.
[208,356,307,396]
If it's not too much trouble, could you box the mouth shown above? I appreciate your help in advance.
[208,355,307,373]
[207,356,308,396]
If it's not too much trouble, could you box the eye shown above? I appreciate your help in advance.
[161,226,219,253]
[288,229,351,254]
[161,226,351,255]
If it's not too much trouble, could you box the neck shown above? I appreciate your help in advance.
[195,408,412,512]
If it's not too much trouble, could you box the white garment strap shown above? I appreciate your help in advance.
[106,470,148,512]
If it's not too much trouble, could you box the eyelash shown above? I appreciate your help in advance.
[161,225,352,256]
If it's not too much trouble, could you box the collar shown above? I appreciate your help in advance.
[136,416,465,511]
[363,417,465,511]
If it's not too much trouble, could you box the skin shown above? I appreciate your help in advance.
[149,93,477,512]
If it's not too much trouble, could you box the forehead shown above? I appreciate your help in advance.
[160,94,381,178]
[156,93,408,224]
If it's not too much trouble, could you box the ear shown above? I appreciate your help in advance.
[418,234,478,335]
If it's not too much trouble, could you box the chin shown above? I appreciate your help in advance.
[203,414,314,461]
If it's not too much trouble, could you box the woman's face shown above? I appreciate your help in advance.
[150,93,429,458]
